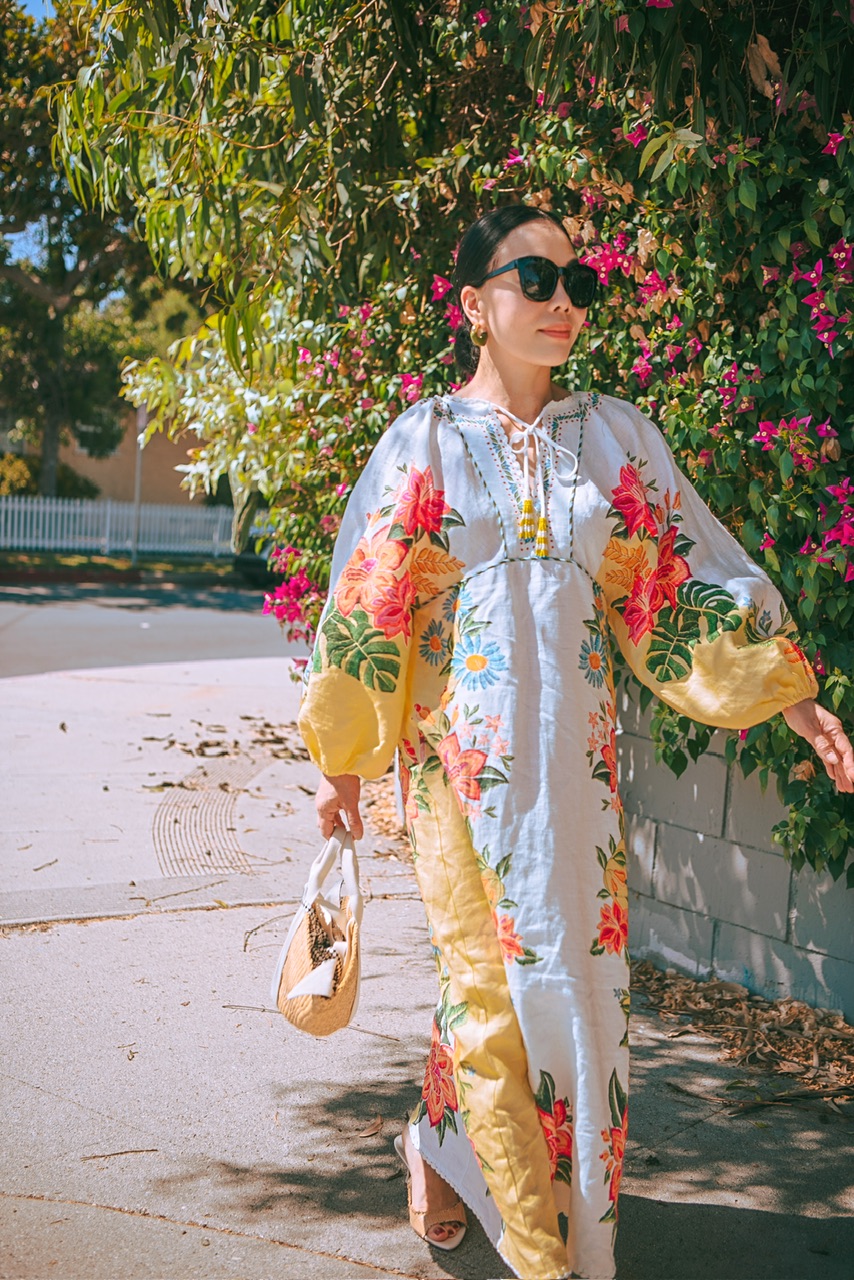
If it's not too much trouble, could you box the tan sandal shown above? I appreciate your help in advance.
[394,1133,468,1251]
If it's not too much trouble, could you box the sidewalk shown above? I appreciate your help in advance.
[1,657,852,1280]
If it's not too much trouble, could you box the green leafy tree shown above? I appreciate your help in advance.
[0,0,155,492]
[54,0,854,882]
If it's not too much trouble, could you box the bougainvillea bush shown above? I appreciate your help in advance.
[57,0,853,882]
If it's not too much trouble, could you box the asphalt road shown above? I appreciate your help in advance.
[0,582,302,678]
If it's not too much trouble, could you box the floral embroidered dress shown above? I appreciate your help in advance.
[297,392,817,1280]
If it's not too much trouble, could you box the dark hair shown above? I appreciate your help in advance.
[451,205,573,377]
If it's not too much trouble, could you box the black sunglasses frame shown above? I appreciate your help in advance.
[478,256,599,307]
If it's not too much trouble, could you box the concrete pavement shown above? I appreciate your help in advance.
[1,653,853,1280]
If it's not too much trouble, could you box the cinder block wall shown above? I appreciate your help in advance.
[619,689,854,1021]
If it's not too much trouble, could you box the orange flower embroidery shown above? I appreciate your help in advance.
[436,731,489,803]
[422,1021,458,1128]
[597,900,628,955]
[602,1106,628,1204]
[538,1097,573,1182]
[493,912,525,961]
[335,526,408,617]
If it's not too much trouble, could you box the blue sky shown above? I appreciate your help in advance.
[20,0,55,15]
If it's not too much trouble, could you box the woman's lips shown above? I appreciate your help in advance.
[540,328,574,338]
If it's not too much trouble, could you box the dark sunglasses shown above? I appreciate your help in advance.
[479,256,599,307]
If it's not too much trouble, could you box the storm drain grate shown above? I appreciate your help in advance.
[152,756,267,877]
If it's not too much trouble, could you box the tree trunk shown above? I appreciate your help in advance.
[39,412,61,497]
[38,315,66,498]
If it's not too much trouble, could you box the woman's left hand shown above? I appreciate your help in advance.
[782,699,854,792]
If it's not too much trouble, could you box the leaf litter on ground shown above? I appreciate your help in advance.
[632,959,854,1112]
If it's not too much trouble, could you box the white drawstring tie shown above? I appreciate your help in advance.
[500,408,578,556]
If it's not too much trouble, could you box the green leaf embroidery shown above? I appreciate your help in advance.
[322,608,402,692]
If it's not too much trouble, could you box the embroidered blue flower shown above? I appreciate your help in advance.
[452,630,507,690]
[578,633,607,688]
[419,618,449,667]
[442,586,461,624]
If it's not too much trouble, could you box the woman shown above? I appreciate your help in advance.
[298,206,854,1280]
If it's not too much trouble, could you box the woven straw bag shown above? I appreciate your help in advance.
[270,826,363,1037]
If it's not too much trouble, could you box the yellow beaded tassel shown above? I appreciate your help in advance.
[519,497,536,541]
[535,514,549,557]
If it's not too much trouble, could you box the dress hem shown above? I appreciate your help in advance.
[407,1121,572,1280]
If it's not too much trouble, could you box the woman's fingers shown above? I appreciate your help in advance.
[344,803,364,840]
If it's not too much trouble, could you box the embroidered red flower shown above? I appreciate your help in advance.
[436,731,489,802]
[366,571,417,640]
[650,526,690,609]
[600,727,618,793]
[422,1021,458,1127]
[494,912,525,961]
[335,526,408,616]
[622,571,658,644]
[538,1097,573,1181]
[395,466,450,537]
[611,464,658,538]
[607,1106,628,1203]
[597,900,628,955]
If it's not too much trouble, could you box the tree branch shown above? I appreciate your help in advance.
[0,262,71,311]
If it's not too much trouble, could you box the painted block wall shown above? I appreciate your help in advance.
[619,689,854,1021]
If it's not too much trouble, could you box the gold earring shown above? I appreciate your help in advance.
[471,324,488,347]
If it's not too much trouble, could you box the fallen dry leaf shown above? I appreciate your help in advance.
[632,960,854,1096]
[356,1115,383,1138]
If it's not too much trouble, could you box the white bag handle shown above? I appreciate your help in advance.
[270,825,362,1005]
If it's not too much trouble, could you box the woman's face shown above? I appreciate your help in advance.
[460,219,587,368]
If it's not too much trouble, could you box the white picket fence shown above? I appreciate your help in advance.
[0,497,235,557]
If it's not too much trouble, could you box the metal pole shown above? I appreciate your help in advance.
[131,405,146,566]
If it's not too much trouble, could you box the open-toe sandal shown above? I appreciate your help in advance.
[394,1133,468,1252]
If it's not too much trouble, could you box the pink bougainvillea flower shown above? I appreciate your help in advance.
[445,301,464,330]
[759,533,776,550]
[685,336,703,360]
[626,123,648,148]
[696,449,714,468]
[431,274,453,302]
[297,346,311,363]
[637,268,669,302]
[482,177,498,189]
[504,148,526,168]
[245,421,257,435]
[556,102,571,119]
[631,354,654,387]
[823,133,845,155]
[762,266,781,286]
[816,420,838,437]
[753,420,780,451]
[358,302,374,321]
[400,371,423,403]
[828,477,854,504]
[475,7,491,25]
[666,314,683,330]
[616,14,630,30]
[335,481,348,497]
[646,0,673,6]
[359,397,374,410]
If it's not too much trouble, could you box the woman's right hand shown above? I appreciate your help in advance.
[315,772,364,839]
